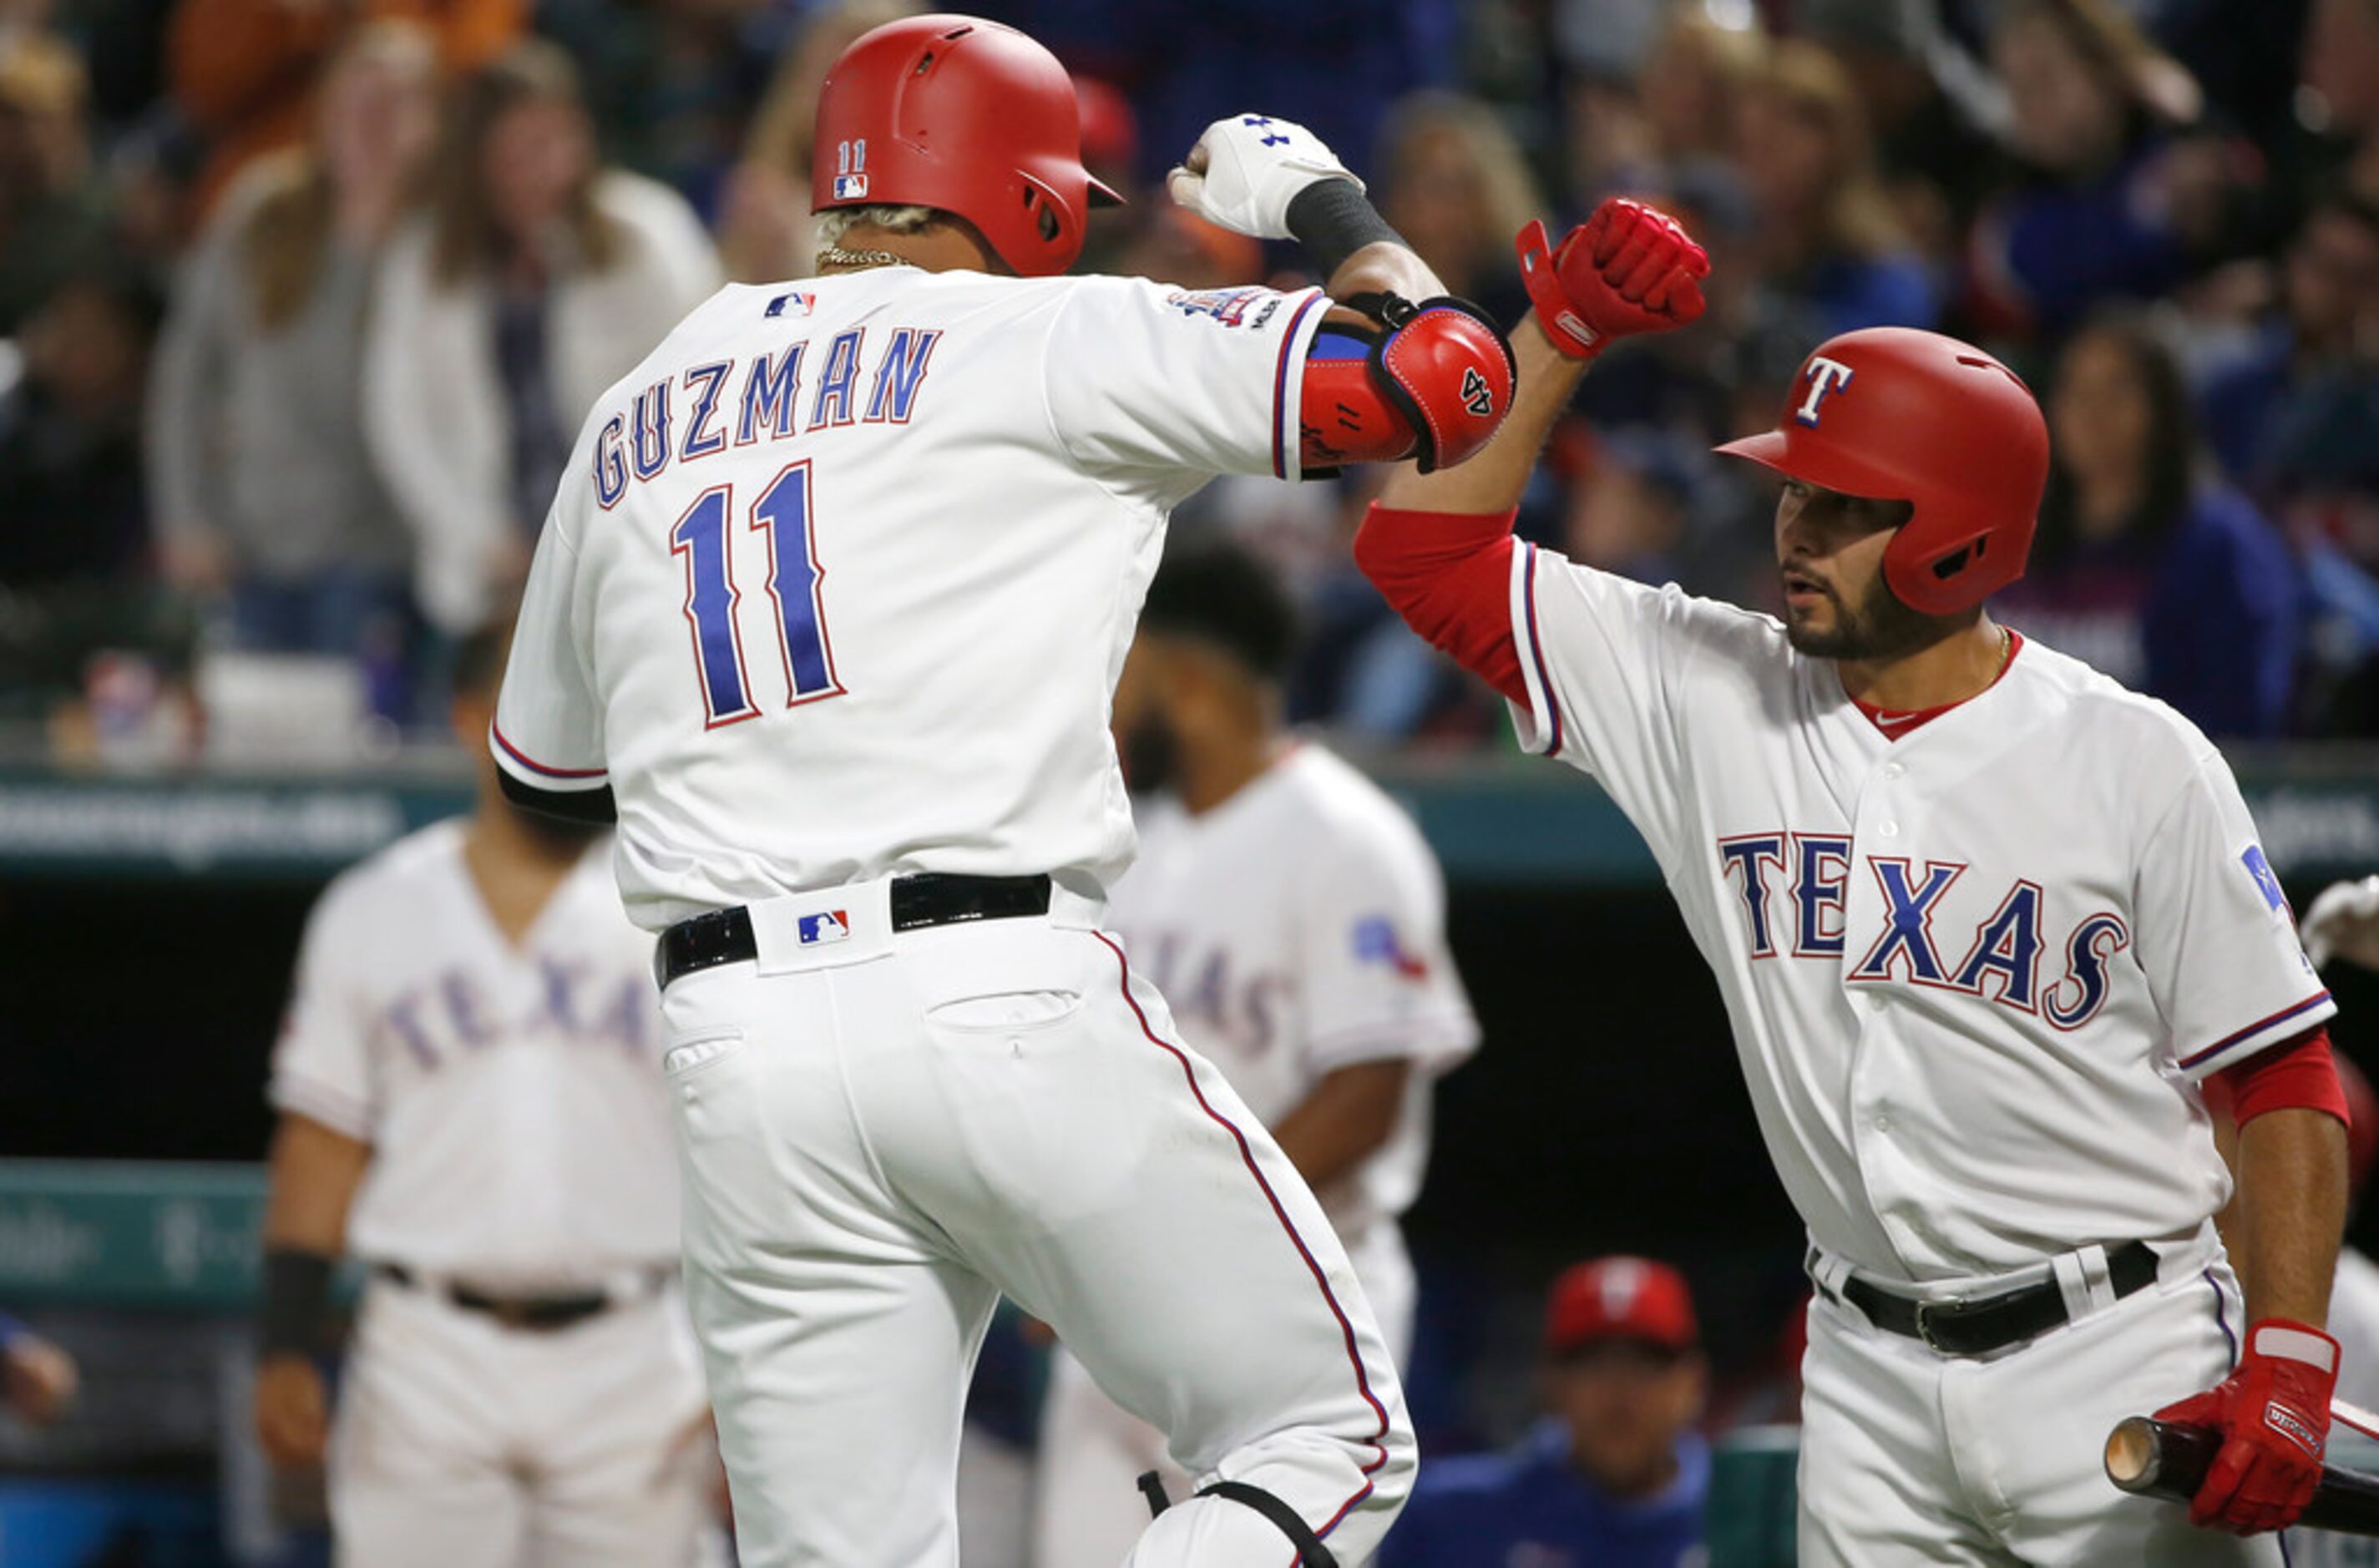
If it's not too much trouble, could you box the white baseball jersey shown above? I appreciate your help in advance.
[269,819,679,1287]
[1112,744,1477,1241]
[2334,1247,2379,1413]
[492,269,1329,928]
[1507,551,2333,1284]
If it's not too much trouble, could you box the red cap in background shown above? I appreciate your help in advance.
[1545,1256,1699,1355]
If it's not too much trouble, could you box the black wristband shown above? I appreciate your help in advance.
[259,1249,335,1358]
[1286,179,1406,281]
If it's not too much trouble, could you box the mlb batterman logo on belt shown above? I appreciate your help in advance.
[796,910,849,946]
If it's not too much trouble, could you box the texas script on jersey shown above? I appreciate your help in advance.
[1716,834,2134,1030]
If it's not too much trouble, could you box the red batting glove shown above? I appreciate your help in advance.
[2154,1319,2340,1534]
[1516,198,1710,361]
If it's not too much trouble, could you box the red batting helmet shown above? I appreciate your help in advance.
[811,14,1121,278]
[1716,326,2050,617]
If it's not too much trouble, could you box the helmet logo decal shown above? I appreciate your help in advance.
[833,139,869,200]
[1794,356,1855,427]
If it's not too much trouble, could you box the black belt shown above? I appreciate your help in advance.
[1825,1241,2160,1357]
[657,873,1054,990]
[372,1263,655,1333]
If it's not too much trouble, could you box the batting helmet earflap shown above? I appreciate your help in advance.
[811,14,1122,278]
[1715,326,2051,617]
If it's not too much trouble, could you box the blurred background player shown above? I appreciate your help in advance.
[1033,536,1479,1568]
[2295,875,2379,1414]
[1380,1256,1709,1567]
[251,620,714,1567]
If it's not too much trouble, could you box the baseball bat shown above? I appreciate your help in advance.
[2104,1416,2379,1536]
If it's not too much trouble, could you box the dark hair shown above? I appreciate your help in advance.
[1997,0,2199,133]
[1138,534,1299,685]
[451,617,514,700]
[2037,309,2199,565]
[428,41,614,287]
[242,21,436,328]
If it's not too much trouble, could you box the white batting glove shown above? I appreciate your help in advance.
[1167,114,1362,240]
[2301,874,2379,971]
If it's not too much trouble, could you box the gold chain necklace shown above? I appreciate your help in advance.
[816,245,914,271]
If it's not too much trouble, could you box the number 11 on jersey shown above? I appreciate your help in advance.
[671,461,845,727]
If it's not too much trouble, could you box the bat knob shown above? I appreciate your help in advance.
[2105,1416,2161,1492]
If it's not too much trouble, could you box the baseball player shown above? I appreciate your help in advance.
[1379,1256,1710,1567]
[487,14,1517,1565]
[1034,536,1479,1568]
[253,622,713,1566]
[1335,195,2352,1562]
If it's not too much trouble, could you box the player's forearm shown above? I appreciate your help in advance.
[1378,322,1584,516]
[1349,319,1578,706]
[1326,240,1445,312]
[2234,1106,2349,1328]
[1269,1060,1411,1191]
[261,1114,372,1254]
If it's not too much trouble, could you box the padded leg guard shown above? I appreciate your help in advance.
[1131,1469,1339,1567]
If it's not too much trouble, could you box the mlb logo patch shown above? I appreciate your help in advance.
[2241,845,2289,915]
[1353,915,1428,979]
[765,291,817,320]
[833,174,869,200]
[797,910,851,946]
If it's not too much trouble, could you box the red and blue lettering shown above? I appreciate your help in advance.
[1850,858,1966,985]
[1951,880,2043,1011]
[1718,833,1788,958]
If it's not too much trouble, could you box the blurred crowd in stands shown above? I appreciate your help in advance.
[3,0,2378,761]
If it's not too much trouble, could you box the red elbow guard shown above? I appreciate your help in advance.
[1300,296,1516,475]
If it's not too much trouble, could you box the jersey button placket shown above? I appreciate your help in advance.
[1843,766,1910,1252]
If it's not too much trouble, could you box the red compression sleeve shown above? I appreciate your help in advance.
[2218,1027,2351,1128]
[1353,503,1525,703]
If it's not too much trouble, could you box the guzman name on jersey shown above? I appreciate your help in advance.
[594,308,943,507]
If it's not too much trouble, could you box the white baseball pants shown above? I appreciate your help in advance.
[662,879,1414,1567]
[328,1278,715,1567]
[1035,1222,1417,1568]
[1800,1239,2287,1565]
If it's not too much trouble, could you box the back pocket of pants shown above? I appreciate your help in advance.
[924,989,1083,1033]
[663,1029,747,1079]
